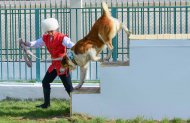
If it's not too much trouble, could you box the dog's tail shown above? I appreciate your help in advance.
[102,2,111,16]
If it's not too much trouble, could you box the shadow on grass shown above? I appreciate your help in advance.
[0,98,70,120]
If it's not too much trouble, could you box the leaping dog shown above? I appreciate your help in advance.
[62,2,131,89]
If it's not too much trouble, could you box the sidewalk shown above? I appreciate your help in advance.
[0,82,100,101]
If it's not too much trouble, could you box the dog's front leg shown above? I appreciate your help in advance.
[89,48,101,61]
[74,64,88,90]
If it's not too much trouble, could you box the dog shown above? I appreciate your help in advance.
[61,2,131,89]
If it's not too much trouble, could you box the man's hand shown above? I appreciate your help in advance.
[25,41,31,47]
[19,38,31,47]
[19,38,25,47]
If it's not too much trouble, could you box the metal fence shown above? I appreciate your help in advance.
[0,7,101,81]
[0,0,190,81]
[0,2,129,81]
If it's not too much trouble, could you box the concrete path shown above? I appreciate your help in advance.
[0,82,99,101]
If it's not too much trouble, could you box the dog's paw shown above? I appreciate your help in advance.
[103,57,111,62]
[127,30,132,36]
[98,58,110,63]
[74,84,82,90]
[98,59,104,62]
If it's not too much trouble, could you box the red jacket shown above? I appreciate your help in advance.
[43,32,68,75]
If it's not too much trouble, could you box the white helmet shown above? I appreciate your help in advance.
[41,18,59,33]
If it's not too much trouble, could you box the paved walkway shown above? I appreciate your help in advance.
[0,82,100,101]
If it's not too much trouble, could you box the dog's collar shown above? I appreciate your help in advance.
[68,52,78,65]
[67,52,78,66]
[71,58,78,65]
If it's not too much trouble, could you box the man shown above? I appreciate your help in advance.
[22,18,74,108]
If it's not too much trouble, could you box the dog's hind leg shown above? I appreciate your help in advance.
[122,24,131,36]
[98,33,113,61]
[74,63,88,90]
[89,48,101,61]
[104,41,113,61]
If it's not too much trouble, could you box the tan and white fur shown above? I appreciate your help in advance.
[62,2,131,89]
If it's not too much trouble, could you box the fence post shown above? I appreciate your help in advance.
[0,9,2,80]
[35,9,40,82]
[111,8,118,62]
[70,0,91,80]
[70,0,83,43]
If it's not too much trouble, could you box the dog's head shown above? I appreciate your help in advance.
[61,55,76,70]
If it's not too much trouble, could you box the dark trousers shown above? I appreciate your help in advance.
[42,69,73,95]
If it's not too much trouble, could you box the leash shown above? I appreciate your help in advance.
[20,43,32,67]
[19,39,62,67]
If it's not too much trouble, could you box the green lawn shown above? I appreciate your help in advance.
[0,98,70,123]
[0,99,189,123]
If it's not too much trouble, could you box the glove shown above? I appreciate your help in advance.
[19,38,24,47]
[19,38,31,47]
[24,41,31,47]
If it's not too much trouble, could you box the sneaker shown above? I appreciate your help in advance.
[36,103,50,109]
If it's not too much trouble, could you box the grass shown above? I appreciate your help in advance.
[0,98,70,123]
[0,99,190,123]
